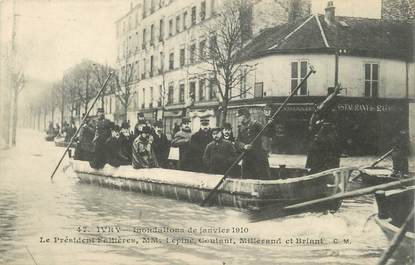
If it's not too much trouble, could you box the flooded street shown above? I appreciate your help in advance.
[0,129,403,265]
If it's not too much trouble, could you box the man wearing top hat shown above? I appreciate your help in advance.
[90,107,113,169]
[190,116,213,172]
[235,108,271,179]
[152,120,170,168]
[203,127,237,174]
[171,117,193,171]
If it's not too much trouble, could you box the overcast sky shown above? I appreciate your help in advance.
[2,0,381,82]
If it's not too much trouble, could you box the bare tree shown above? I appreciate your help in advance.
[10,69,25,145]
[114,46,139,122]
[196,0,257,125]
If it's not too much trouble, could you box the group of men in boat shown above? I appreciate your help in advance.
[72,96,411,179]
[46,121,77,142]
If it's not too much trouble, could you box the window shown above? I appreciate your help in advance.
[190,43,196,64]
[142,28,147,49]
[150,24,155,45]
[168,84,174,104]
[143,58,147,78]
[159,51,164,72]
[169,19,174,36]
[190,81,196,100]
[180,48,185,67]
[209,78,217,99]
[291,60,308,95]
[364,63,379,97]
[191,6,197,25]
[150,87,154,107]
[254,82,264,98]
[199,39,206,60]
[179,83,185,103]
[199,79,205,101]
[183,11,188,30]
[200,1,206,21]
[176,15,181,33]
[209,35,217,57]
[151,0,155,13]
[159,19,164,41]
[211,0,216,15]
[150,55,154,77]
[240,71,247,98]
[169,52,174,70]
[135,60,139,80]
[142,88,146,109]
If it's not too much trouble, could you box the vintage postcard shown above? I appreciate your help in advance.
[0,0,414,264]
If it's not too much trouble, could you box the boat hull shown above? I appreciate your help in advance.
[375,216,415,263]
[70,160,352,213]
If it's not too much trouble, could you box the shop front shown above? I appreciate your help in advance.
[228,97,409,155]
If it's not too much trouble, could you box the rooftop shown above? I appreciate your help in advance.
[239,14,414,61]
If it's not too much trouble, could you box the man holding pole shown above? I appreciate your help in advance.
[235,108,271,179]
[90,108,113,169]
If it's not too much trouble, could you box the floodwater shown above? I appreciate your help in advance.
[0,129,411,265]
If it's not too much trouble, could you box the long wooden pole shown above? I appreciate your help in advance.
[370,148,394,168]
[284,177,415,211]
[377,208,414,265]
[200,66,316,207]
[50,72,113,180]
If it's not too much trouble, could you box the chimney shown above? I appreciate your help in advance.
[325,1,335,25]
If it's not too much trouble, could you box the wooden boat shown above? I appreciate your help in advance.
[54,136,76,147]
[45,134,55,141]
[69,160,353,214]
[374,185,415,262]
[348,167,399,191]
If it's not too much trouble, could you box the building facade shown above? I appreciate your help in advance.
[115,0,414,155]
[115,0,311,134]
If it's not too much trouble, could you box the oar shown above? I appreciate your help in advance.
[349,148,395,182]
[377,208,414,265]
[49,72,113,180]
[200,66,317,207]
[370,148,394,168]
[284,177,415,211]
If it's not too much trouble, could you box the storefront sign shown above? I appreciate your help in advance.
[336,103,403,112]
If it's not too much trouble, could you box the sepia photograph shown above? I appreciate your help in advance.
[0,0,414,264]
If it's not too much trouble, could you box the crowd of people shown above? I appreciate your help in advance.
[71,102,410,179]
[73,107,275,179]
[46,121,77,142]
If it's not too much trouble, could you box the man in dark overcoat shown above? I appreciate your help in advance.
[152,120,170,168]
[235,108,271,179]
[190,117,213,172]
[171,117,192,171]
[203,127,237,174]
[74,116,95,161]
[305,121,340,174]
[90,108,113,169]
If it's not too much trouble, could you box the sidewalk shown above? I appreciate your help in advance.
[168,147,401,169]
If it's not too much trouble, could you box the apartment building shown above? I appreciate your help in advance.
[115,0,311,134]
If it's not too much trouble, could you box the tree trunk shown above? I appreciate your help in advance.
[123,103,128,123]
[51,107,55,124]
[43,110,47,131]
[220,101,228,126]
[60,90,65,126]
[11,88,18,146]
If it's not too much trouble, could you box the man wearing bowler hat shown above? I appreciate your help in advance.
[171,117,193,171]
[203,127,237,174]
[235,107,270,179]
[190,116,213,172]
